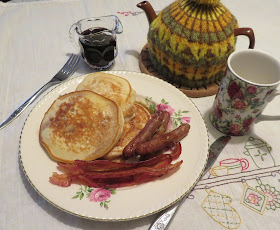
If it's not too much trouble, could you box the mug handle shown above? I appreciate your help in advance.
[240,158,249,171]
[69,23,80,51]
[234,27,255,49]
[255,90,280,123]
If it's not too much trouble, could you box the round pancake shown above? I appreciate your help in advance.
[39,90,124,163]
[102,103,151,160]
[76,72,136,121]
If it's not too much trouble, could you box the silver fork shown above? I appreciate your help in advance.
[0,54,80,130]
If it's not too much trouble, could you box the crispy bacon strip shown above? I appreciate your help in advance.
[51,156,183,188]
[123,110,169,159]
[83,158,173,179]
[76,175,103,188]
[58,154,173,174]
[80,161,183,188]
[78,174,153,189]
[49,172,73,187]
[170,142,182,160]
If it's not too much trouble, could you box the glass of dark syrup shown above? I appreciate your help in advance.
[69,16,123,69]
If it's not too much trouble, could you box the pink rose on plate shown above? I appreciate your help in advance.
[156,103,175,116]
[89,188,111,202]
[181,117,191,124]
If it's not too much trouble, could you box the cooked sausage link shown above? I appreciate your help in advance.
[135,123,190,156]
[153,111,170,137]
[122,110,169,159]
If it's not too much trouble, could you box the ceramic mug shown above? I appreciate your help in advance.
[209,49,280,136]
[209,165,229,177]
[219,158,249,174]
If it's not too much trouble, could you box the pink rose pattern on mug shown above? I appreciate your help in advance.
[209,71,276,136]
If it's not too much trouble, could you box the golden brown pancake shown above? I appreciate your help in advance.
[39,90,124,163]
[76,72,136,121]
[102,103,151,160]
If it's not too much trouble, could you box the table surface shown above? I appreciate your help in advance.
[1,0,280,229]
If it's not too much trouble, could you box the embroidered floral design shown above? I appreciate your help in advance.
[117,10,159,17]
[73,186,116,209]
[256,179,280,211]
[246,193,262,206]
[117,11,132,16]
[241,182,268,215]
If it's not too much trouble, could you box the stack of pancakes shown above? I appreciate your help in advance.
[39,73,150,163]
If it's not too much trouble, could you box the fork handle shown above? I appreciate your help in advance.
[0,81,54,130]
[149,195,187,230]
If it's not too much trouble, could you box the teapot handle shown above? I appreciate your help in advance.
[234,27,255,49]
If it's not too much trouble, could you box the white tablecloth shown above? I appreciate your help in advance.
[1,0,280,229]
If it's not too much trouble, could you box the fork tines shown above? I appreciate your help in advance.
[61,54,80,75]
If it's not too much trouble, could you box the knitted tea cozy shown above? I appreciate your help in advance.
[147,0,238,88]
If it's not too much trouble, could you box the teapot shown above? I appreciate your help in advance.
[137,0,255,88]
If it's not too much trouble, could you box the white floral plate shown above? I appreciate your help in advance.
[19,71,209,221]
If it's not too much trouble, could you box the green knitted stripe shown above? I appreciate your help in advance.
[157,20,236,44]
[148,47,227,80]
[148,37,233,67]
[159,14,237,44]
[150,52,225,88]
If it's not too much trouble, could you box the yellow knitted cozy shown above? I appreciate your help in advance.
[147,0,238,88]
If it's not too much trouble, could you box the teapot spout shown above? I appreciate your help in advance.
[137,1,157,25]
